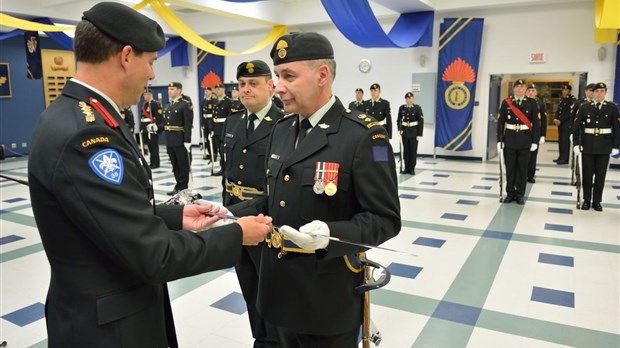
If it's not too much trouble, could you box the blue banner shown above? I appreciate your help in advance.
[435,18,484,151]
[614,31,619,105]
[197,42,225,90]
[24,31,42,80]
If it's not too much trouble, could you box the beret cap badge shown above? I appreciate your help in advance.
[246,62,255,74]
[276,40,288,59]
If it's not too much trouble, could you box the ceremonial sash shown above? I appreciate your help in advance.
[505,98,532,130]
[142,102,155,122]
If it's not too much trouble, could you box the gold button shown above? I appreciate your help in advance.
[238,181,242,185]
[242,149,248,154]
[239,164,244,170]
[280,201,286,207]
[284,175,290,181]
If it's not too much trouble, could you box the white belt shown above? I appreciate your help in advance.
[213,117,226,123]
[584,128,612,135]
[402,121,418,127]
[378,119,387,126]
[204,114,213,119]
[506,124,529,131]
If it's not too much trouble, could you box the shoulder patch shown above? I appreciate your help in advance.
[88,148,124,185]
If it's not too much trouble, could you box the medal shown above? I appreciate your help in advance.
[313,180,325,194]
[324,181,337,196]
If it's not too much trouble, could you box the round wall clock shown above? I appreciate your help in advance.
[358,59,372,73]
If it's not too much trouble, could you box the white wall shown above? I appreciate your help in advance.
[150,1,616,160]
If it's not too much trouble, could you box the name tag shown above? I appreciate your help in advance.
[270,154,280,160]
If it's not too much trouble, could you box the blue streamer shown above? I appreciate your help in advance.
[320,0,433,48]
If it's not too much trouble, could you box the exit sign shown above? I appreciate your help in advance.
[529,52,546,63]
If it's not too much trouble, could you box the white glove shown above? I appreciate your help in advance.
[279,220,330,250]
[146,123,158,134]
[612,148,619,156]
[416,136,422,141]
[184,143,191,152]
[569,134,573,142]
[496,142,504,151]
[530,143,538,152]
[573,145,581,156]
[539,136,545,144]
[141,118,151,123]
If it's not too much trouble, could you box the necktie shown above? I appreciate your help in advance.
[247,113,257,137]
[517,99,522,106]
[596,102,601,110]
[296,118,312,148]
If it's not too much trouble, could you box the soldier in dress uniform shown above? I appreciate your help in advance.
[397,92,424,175]
[348,88,365,112]
[222,60,285,348]
[229,32,401,348]
[571,83,596,127]
[27,3,271,347]
[271,89,284,109]
[364,83,392,138]
[553,84,576,164]
[525,84,547,183]
[572,82,620,211]
[212,83,233,175]
[230,86,244,113]
[120,106,134,132]
[201,87,217,160]
[163,82,193,195]
[142,88,163,168]
[497,79,541,204]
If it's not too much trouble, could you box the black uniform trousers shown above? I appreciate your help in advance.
[581,153,609,204]
[403,136,419,173]
[213,123,224,163]
[527,146,539,180]
[275,326,359,348]
[557,122,570,162]
[202,123,213,159]
[504,147,530,199]
[148,134,160,167]
[167,145,190,191]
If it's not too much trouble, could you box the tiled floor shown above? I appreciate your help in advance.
[1,142,618,347]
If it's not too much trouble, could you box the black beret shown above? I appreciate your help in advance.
[214,83,224,89]
[355,88,363,93]
[594,82,607,90]
[232,86,238,91]
[370,83,381,90]
[143,88,152,93]
[270,32,334,66]
[562,84,572,90]
[236,60,272,80]
[405,92,413,98]
[586,83,597,90]
[168,82,182,89]
[513,79,526,87]
[82,2,165,52]
[205,87,212,91]
[527,84,537,89]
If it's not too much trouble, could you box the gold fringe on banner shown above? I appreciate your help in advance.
[0,13,75,31]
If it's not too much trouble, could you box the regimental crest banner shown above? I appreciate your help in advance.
[0,63,11,98]
[435,18,484,151]
[197,42,225,90]
[24,31,43,80]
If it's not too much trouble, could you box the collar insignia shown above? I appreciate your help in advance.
[318,123,330,129]
[79,101,96,123]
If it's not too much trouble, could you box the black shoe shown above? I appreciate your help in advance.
[503,196,514,203]
[202,155,209,160]
[516,197,525,205]
[581,202,590,210]
[593,203,603,212]
[527,178,536,183]
[400,170,407,174]
[553,159,559,163]
[166,190,178,196]
[212,170,222,176]
[149,164,159,169]
[556,161,568,165]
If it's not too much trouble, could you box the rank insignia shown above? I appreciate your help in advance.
[358,114,367,119]
[318,123,330,129]
[265,116,273,121]
[88,148,124,185]
[79,101,96,123]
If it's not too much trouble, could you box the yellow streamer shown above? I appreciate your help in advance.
[595,28,618,43]
[148,0,287,56]
[0,13,75,31]
[595,0,620,29]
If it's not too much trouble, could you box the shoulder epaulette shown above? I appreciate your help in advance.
[343,109,379,129]
[275,113,297,124]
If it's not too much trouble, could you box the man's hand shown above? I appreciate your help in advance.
[182,204,228,231]
[184,143,191,152]
[279,220,330,250]
[236,214,272,246]
[573,145,581,156]
[530,143,538,152]
[496,142,504,151]
[539,136,545,144]
[416,136,422,141]
[611,148,619,156]
[553,119,560,126]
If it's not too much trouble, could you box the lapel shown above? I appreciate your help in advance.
[63,80,152,177]
[282,99,344,170]
[245,104,281,146]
